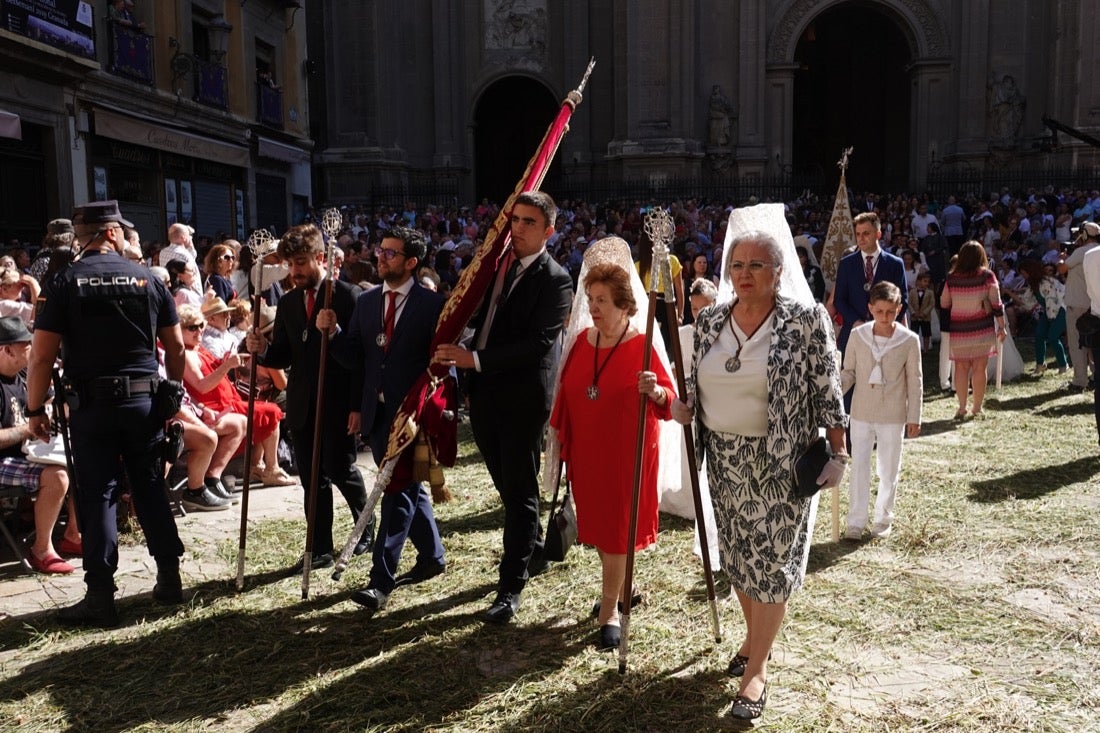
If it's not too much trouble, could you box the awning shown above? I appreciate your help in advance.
[0,110,21,141]
[258,135,310,164]
[95,108,249,167]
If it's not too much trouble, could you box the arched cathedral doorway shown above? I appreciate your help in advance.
[473,77,559,206]
[792,2,912,192]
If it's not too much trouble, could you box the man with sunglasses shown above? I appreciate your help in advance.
[26,200,187,627]
[246,223,373,575]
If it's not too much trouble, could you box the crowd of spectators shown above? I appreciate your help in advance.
[4,184,1099,332]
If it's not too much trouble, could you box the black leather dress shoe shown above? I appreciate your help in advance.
[484,592,521,624]
[353,541,371,556]
[393,560,446,588]
[350,587,388,616]
[57,591,119,628]
[153,565,183,604]
[286,553,334,576]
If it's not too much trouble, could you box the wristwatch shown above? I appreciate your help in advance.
[24,405,47,417]
[830,451,851,464]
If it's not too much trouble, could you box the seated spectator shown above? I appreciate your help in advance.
[232,303,286,408]
[0,317,81,573]
[203,244,237,304]
[200,294,238,359]
[227,298,252,343]
[167,259,203,308]
[178,305,293,486]
[0,268,39,327]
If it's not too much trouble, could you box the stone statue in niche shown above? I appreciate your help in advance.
[988,73,1025,148]
[707,84,735,148]
[485,0,547,53]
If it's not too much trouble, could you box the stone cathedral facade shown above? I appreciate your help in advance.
[307,0,1100,204]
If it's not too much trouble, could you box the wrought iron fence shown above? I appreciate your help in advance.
[926,162,1100,201]
[357,170,464,209]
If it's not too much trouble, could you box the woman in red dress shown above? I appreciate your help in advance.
[177,304,294,486]
[550,257,675,652]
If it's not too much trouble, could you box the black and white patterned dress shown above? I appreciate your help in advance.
[687,295,846,603]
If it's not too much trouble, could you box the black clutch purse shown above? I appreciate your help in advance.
[792,436,830,499]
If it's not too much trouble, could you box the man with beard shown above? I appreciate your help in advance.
[320,225,447,616]
[246,223,373,573]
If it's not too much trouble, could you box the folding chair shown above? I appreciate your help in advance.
[0,484,33,573]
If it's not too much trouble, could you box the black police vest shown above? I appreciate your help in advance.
[37,252,173,379]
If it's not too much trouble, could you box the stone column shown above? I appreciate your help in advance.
[952,0,991,162]
[432,0,466,170]
[909,60,952,190]
[763,63,797,176]
[735,0,767,176]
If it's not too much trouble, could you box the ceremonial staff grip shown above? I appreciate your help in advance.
[619,288,657,675]
[235,293,264,591]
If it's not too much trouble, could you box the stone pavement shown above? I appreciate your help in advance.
[0,453,379,624]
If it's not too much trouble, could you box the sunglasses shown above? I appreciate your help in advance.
[220,254,236,261]
[184,323,206,332]
[374,247,406,261]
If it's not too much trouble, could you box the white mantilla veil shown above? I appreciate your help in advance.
[718,203,815,307]
[543,236,681,504]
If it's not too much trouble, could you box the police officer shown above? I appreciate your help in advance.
[27,200,187,628]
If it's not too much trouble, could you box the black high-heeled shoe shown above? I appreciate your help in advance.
[730,683,767,720]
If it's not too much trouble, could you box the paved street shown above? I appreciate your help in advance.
[0,453,378,624]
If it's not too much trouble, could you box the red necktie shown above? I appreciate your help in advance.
[864,255,874,285]
[383,290,398,350]
[305,288,316,320]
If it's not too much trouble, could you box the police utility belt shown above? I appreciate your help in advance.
[61,375,160,410]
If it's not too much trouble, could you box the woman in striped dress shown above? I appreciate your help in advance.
[940,241,1007,418]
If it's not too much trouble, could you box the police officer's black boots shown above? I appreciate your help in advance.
[57,589,119,628]
[152,559,183,604]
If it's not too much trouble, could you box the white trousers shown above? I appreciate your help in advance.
[846,418,905,530]
[1066,305,1091,387]
[938,332,954,389]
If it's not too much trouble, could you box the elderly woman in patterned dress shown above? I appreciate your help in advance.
[672,222,848,720]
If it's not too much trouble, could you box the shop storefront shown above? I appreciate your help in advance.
[90,108,249,243]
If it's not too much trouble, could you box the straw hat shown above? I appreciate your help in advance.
[200,293,232,318]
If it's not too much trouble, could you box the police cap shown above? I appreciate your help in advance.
[72,200,134,229]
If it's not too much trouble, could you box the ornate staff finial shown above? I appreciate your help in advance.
[644,207,674,255]
[643,207,675,293]
[321,207,343,240]
[576,57,596,95]
[566,57,597,108]
[245,227,276,258]
[837,146,854,173]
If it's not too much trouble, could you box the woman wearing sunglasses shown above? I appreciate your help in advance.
[202,243,238,304]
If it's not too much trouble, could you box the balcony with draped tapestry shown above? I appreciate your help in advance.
[194,57,228,110]
[107,21,154,86]
[257,82,283,129]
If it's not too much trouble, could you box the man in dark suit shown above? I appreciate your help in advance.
[246,223,372,574]
[321,226,447,616]
[833,211,909,354]
[435,191,573,624]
